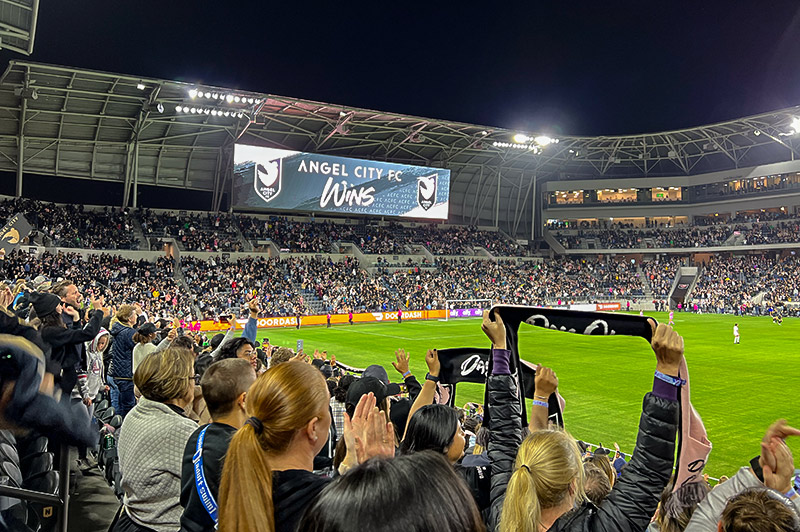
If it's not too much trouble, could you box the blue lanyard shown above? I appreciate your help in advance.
[192,425,219,526]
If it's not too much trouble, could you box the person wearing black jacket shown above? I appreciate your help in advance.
[180,359,256,532]
[483,311,682,532]
[36,292,105,395]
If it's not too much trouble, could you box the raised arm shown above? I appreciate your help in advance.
[391,348,422,402]
[686,420,800,531]
[528,366,558,433]
[593,320,683,531]
[401,349,440,441]
[242,298,259,343]
[482,310,525,531]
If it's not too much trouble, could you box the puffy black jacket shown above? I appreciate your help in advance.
[487,372,678,532]
[108,321,136,379]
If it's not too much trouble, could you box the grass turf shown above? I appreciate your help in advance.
[255,311,799,478]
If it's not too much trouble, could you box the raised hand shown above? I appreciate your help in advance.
[534,366,558,398]
[343,392,394,465]
[248,298,260,317]
[392,348,410,376]
[481,310,506,350]
[425,349,440,377]
[759,419,800,476]
[648,319,683,376]
[63,305,80,320]
[761,437,795,493]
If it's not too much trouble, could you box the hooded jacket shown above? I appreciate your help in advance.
[487,349,679,532]
[82,328,110,398]
[109,320,137,380]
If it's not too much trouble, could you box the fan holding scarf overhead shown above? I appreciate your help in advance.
[434,305,710,532]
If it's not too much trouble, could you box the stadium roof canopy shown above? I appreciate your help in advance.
[1,60,800,232]
[0,0,38,55]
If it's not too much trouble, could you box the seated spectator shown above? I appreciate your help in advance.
[297,452,486,532]
[180,358,256,532]
[115,348,198,532]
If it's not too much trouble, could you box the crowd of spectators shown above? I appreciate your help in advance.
[181,255,301,319]
[554,226,732,249]
[642,255,682,298]
[2,242,799,532]
[737,221,800,245]
[0,249,187,317]
[0,198,138,249]
[691,255,800,316]
[141,210,242,252]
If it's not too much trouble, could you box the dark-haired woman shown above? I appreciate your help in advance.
[36,292,105,395]
[298,452,486,532]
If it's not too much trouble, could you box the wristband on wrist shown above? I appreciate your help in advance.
[785,487,798,499]
[654,370,686,387]
[425,372,439,383]
[402,370,411,378]
[532,400,548,408]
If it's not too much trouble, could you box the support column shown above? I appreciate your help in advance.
[16,97,26,197]
[494,167,501,229]
[131,141,139,208]
[530,174,537,241]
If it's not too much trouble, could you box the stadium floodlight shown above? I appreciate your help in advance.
[223,111,230,117]
[534,135,554,146]
[203,108,210,114]
[233,96,241,103]
[513,133,530,143]
[247,97,255,104]
[211,109,218,116]
[136,83,146,90]
[212,93,219,99]
[225,94,234,103]
[189,107,197,114]
[791,117,800,135]
[188,88,198,98]
[175,105,183,112]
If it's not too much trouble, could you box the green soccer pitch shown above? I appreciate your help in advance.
[255,311,799,478]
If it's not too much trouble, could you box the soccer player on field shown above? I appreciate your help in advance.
[668,310,674,325]
[733,323,740,344]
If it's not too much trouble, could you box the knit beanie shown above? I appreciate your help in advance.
[31,292,60,318]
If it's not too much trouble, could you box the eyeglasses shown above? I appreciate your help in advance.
[188,374,201,385]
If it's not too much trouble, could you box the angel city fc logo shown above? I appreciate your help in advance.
[417,174,437,211]
[254,159,282,203]
[1,227,20,245]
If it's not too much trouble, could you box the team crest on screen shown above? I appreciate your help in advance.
[417,174,437,210]
[254,159,282,203]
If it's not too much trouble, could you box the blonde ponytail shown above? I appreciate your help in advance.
[499,430,585,532]
[218,362,328,532]
[218,423,275,532]
[499,466,540,532]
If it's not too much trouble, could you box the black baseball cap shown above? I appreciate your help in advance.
[345,377,401,417]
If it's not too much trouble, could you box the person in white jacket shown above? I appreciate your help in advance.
[685,420,800,531]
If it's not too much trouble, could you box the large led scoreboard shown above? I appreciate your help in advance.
[232,144,450,219]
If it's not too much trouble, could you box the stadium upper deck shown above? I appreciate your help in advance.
[2,61,800,242]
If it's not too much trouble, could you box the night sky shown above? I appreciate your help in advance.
[4,2,800,137]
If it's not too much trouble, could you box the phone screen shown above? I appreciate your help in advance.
[297,339,304,352]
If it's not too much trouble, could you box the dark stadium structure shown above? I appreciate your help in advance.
[1,61,800,241]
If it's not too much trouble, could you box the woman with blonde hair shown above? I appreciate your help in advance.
[114,347,197,532]
[482,311,684,532]
[218,361,393,532]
